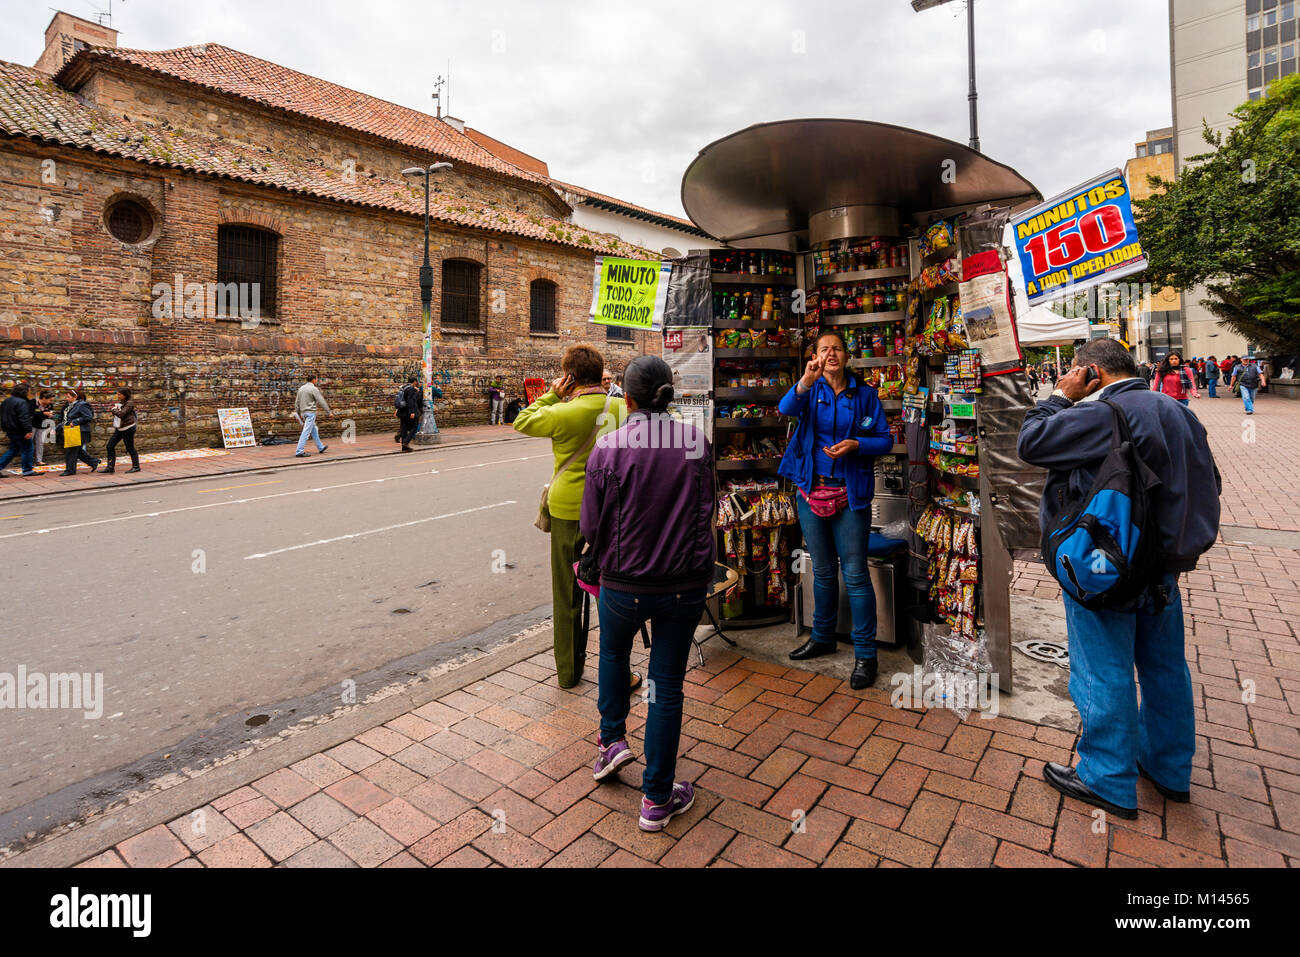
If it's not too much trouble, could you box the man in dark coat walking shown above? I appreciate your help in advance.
[0,383,35,477]
[396,376,423,452]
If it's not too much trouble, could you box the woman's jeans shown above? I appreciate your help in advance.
[1062,574,1193,810]
[797,495,877,659]
[597,586,706,804]
[106,427,139,469]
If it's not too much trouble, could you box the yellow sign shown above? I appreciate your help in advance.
[589,257,670,330]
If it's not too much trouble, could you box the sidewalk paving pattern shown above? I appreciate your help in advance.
[47,395,1300,867]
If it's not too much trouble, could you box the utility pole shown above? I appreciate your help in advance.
[401,161,454,445]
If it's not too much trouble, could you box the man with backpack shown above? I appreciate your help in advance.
[1232,357,1264,415]
[395,376,423,451]
[1017,338,1221,820]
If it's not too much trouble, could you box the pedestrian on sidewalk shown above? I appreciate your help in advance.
[103,388,140,474]
[293,373,331,457]
[1151,352,1198,406]
[1232,356,1264,415]
[513,344,627,688]
[601,368,624,399]
[1017,338,1220,821]
[1027,367,1039,393]
[396,376,423,451]
[30,390,55,466]
[0,383,35,477]
[1205,355,1219,398]
[581,355,714,831]
[779,330,895,690]
[59,388,101,476]
[488,377,505,425]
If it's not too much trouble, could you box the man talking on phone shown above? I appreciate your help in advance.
[1016,338,1221,820]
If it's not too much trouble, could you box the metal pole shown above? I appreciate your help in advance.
[967,0,980,152]
[415,169,441,445]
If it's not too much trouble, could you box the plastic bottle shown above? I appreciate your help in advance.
[760,288,774,323]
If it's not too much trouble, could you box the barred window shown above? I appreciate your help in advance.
[217,225,278,318]
[441,259,482,329]
[530,279,557,333]
[606,324,634,342]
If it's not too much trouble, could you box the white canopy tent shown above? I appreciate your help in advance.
[1003,223,1089,347]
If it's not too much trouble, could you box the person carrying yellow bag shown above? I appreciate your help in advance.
[59,388,101,476]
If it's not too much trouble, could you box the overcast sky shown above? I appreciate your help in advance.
[3,0,1172,218]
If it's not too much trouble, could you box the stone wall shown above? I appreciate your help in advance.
[0,136,655,450]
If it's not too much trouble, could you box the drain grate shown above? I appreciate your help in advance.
[1015,639,1069,666]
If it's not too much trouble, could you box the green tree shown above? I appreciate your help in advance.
[1136,74,1300,353]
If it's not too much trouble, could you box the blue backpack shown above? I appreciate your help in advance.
[1043,399,1163,610]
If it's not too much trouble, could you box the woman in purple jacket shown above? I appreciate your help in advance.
[580,355,715,832]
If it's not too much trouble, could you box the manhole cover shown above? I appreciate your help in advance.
[1015,639,1069,665]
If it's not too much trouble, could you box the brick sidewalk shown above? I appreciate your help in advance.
[0,423,526,502]
[59,393,1300,868]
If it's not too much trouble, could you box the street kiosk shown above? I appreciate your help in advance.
[674,119,1044,692]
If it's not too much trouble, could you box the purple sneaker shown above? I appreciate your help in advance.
[639,781,694,832]
[594,736,635,781]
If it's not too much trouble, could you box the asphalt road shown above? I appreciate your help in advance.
[1,437,557,819]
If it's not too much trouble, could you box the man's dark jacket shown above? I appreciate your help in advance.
[1017,377,1221,574]
[397,384,423,418]
[0,395,33,436]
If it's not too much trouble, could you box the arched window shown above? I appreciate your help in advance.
[441,259,482,329]
[530,279,557,333]
[217,224,278,318]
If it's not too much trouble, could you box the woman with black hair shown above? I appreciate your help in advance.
[103,387,140,473]
[1152,352,1198,406]
[777,329,895,689]
[59,388,101,476]
[581,355,715,832]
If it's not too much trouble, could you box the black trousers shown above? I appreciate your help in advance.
[107,428,139,468]
[63,443,98,473]
[398,414,419,446]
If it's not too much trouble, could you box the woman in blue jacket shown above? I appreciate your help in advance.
[778,330,893,689]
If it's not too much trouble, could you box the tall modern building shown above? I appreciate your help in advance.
[1167,0,1290,358]
[1124,129,1183,363]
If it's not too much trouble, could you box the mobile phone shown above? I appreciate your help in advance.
[1083,365,1099,386]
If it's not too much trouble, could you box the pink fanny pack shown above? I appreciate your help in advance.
[800,484,848,518]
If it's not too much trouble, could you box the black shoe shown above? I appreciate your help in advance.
[1042,762,1138,820]
[401,445,414,452]
[789,638,839,661]
[126,466,141,473]
[60,471,76,476]
[101,466,115,474]
[1137,761,1190,803]
[319,445,329,453]
[849,657,878,690]
[90,460,100,473]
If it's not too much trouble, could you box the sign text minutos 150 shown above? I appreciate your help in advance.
[1011,169,1148,307]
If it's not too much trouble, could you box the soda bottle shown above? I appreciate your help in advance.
[874,285,886,312]
[893,325,906,356]
[872,327,886,358]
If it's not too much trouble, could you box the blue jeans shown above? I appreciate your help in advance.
[296,411,325,453]
[797,495,877,658]
[1176,398,1189,407]
[1241,386,1256,413]
[1062,574,1194,810]
[597,586,706,804]
[0,434,33,473]
[1207,378,1217,397]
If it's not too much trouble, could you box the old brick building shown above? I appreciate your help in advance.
[0,12,662,448]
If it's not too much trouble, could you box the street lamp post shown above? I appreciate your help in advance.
[912,0,980,152]
[402,161,454,445]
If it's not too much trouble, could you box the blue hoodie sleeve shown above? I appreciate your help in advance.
[855,390,894,457]
[1016,396,1114,469]
[777,382,811,418]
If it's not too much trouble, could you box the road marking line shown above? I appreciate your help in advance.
[0,515,24,520]
[0,454,548,542]
[244,501,518,559]
[196,480,282,494]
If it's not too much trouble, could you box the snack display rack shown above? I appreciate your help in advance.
[709,250,803,627]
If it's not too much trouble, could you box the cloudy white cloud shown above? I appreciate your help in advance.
[2,0,1173,218]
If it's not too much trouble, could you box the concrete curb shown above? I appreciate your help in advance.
[2,623,554,869]
[0,430,529,505]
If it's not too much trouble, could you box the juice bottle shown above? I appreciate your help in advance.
[871,327,885,358]
[760,288,774,323]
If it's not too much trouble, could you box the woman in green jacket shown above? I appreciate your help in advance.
[514,345,627,688]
